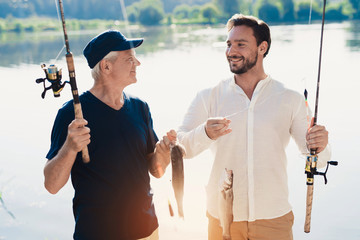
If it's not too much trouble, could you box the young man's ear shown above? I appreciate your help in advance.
[259,41,268,56]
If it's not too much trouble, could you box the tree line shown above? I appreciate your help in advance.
[0,0,359,27]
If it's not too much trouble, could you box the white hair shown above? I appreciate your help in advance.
[91,51,119,81]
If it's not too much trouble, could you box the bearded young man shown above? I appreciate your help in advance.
[177,14,331,240]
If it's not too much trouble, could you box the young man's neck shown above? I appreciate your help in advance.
[234,69,267,100]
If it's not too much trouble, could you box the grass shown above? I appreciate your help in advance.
[0,16,222,34]
[0,17,128,33]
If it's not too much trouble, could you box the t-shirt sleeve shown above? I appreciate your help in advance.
[46,105,74,160]
[144,102,158,154]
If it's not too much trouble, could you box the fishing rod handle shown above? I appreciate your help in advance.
[74,102,90,163]
[66,53,80,99]
[304,184,314,233]
[65,53,90,163]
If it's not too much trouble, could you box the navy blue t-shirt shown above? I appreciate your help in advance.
[46,91,159,240]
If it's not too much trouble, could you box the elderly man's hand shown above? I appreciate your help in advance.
[64,119,91,153]
[149,130,177,178]
[155,129,176,158]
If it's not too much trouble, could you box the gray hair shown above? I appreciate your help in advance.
[91,51,119,80]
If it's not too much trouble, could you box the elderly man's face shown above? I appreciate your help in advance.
[110,49,141,85]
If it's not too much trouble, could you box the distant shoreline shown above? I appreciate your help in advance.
[0,17,355,35]
[0,17,127,34]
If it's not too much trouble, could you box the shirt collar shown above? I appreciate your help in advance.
[229,74,272,94]
[254,75,271,92]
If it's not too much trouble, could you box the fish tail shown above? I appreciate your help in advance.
[168,199,174,217]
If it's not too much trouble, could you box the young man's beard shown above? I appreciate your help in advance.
[229,52,258,74]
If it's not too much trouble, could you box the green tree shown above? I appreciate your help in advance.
[340,1,357,17]
[201,3,220,23]
[213,0,240,19]
[13,22,24,32]
[162,0,212,13]
[325,4,348,21]
[189,5,201,19]
[296,1,322,22]
[138,0,165,25]
[173,4,191,19]
[348,0,360,18]
[139,5,164,25]
[126,3,141,23]
[281,0,295,21]
[258,3,281,22]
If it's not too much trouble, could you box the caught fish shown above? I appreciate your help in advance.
[219,168,233,240]
[170,142,186,218]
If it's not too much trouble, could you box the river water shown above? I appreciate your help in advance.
[0,22,359,239]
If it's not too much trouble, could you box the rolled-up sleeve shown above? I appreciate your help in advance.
[177,89,215,158]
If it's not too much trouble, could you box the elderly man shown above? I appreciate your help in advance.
[44,30,173,240]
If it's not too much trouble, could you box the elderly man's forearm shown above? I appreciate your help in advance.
[44,146,77,194]
[148,154,169,178]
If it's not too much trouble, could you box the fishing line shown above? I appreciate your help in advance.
[224,111,242,120]
[308,0,313,24]
[225,112,240,119]
[53,45,66,65]
[119,0,134,49]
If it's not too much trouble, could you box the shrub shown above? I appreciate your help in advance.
[138,5,164,25]
[258,3,281,22]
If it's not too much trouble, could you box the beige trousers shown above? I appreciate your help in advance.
[208,211,294,240]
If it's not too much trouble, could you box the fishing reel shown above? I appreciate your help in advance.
[305,152,338,185]
[35,64,69,98]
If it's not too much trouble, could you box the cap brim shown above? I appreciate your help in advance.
[129,38,143,49]
[113,38,143,51]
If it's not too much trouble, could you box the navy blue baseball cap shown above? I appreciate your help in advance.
[83,29,143,69]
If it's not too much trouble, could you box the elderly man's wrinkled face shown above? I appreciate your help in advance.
[110,49,141,85]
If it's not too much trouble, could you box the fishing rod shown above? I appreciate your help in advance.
[304,0,337,233]
[35,0,90,163]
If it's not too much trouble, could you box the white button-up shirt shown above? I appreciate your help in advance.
[177,75,331,221]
